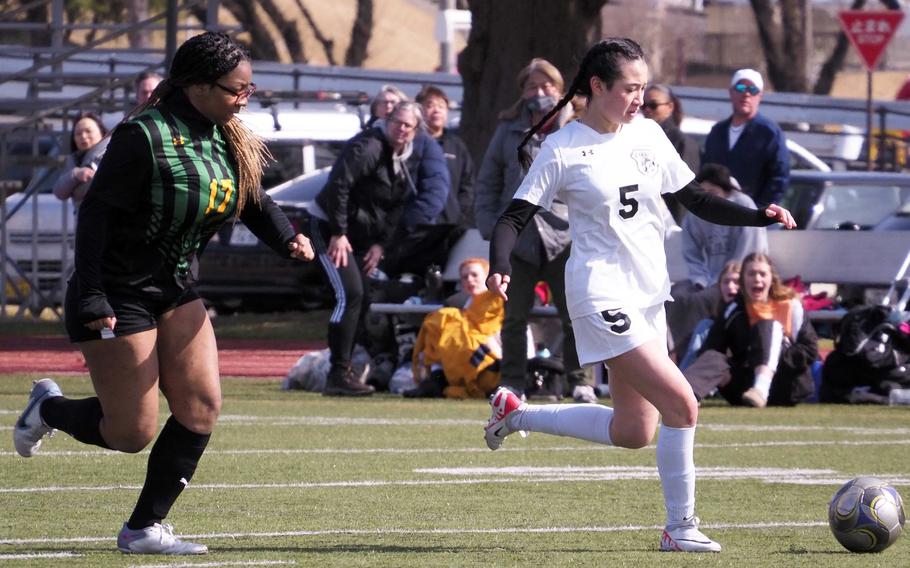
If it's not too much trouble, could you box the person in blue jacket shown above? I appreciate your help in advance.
[702,68,789,207]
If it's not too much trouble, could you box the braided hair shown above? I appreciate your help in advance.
[127,32,270,214]
[517,38,645,170]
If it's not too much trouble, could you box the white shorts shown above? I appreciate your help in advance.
[573,303,668,366]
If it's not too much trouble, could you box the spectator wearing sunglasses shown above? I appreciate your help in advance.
[641,84,700,223]
[703,68,789,208]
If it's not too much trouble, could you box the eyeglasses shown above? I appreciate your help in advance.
[642,100,670,110]
[733,83,761,96]
[388,117,418,131]
[214,82,257,101]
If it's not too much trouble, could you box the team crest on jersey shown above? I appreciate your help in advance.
[630,148,658,176]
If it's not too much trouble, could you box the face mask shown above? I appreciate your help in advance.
[526,94,558,114]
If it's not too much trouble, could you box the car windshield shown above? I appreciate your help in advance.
[812,183,910,230]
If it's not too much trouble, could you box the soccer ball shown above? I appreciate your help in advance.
[828,477,905,553]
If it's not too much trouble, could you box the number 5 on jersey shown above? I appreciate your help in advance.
[619,184,639,219]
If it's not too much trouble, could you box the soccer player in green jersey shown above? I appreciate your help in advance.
[14,32,314,555]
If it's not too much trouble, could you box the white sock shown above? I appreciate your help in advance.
[753,368,774,398]
[510,404,613,445]
[656,424,696,525]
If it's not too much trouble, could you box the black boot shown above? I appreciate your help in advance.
[323,366,375,397]
[403,369,447,398]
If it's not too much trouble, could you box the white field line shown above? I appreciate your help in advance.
[2,437,910,459]
[1,466,908,494]
[130,562,295,568]
[0,552,79,560]
[0,520,830,547]
[2,415,910,434]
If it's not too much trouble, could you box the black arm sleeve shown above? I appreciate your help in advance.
[675,180,776,227]
[72,195,116,323]
[239,188,297,257]
[489,198,540,276]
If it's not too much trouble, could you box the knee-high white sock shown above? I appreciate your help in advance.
[656,424,696,525]
[753,367,774,398]
[510,404,614,445]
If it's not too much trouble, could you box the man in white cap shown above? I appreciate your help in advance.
[702,68,789,207]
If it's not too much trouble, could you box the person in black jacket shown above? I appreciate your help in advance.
[683,252,818,407]
[310,101,425,396]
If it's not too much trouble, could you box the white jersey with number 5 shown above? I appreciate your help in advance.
[512,116,693,320]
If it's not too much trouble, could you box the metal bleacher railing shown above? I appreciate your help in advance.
[0,0,225,320]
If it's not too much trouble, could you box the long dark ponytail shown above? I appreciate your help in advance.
[516,38,645,170]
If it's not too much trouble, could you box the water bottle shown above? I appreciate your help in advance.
[888,388,910,406]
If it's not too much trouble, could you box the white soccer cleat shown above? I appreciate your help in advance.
[484,387,527,450]
[660,516,722,553]
[13,378,62,457]
[117,523,208,555]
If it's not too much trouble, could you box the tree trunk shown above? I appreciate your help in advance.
[813,0,866,95]
[126,0,150,50]
[458,0,606,163]
[222,0,280,60]
[344,0,373,67]
[258,0,307,63]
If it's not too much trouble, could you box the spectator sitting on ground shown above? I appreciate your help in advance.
[406,257,504,399]
[666,163,767,362]
[683,252,818,407]
[52,111,109,211]
[675,260,741,371]
[703,68,789,207]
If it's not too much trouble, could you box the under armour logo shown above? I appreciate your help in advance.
[582,148,595,157]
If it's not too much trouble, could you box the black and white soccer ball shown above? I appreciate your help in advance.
[828,477,905,553]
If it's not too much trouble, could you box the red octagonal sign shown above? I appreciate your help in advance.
[838,10,905,72]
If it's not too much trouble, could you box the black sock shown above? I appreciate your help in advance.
[127,416,211,530]
[40,396,111,449]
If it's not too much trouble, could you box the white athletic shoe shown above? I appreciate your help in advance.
[484,387,527,450]
[117,523,208,555]
[660,516,722,552]
[572,384,598,404]
[13,378,62,457]
[741,387,768,408]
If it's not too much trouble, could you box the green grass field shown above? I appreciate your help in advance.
[1,373,908,567]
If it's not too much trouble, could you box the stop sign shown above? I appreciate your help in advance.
[838,10,905,72]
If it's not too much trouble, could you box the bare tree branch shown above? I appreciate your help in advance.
[258,0,306,62]
[222,0,280,60]
[296,0,336,66]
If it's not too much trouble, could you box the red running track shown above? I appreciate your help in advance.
[0,337,324,378]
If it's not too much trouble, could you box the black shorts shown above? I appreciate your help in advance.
[64,280,200,343]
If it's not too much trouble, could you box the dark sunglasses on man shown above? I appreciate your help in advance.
[642,100,670,110]
[733,83,761,96]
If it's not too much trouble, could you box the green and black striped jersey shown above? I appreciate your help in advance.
[131,107,238,280]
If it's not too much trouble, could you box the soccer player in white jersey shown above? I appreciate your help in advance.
[483,38,796,553]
